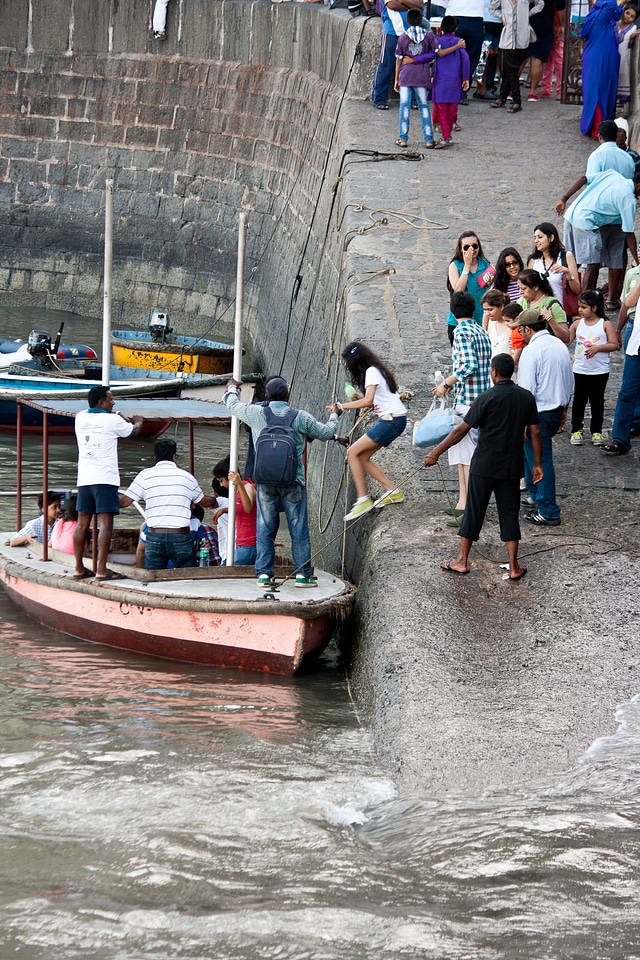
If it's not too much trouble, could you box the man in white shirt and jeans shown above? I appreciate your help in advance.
[74,386,143,581]
[514,309,573,526]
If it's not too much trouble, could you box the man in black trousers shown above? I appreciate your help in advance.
[423,353,543,581]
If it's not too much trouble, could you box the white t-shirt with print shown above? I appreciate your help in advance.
[75,409,135,487]
[365,366,407,417]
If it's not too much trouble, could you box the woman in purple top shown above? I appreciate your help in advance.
[431,16,471,145]
[398,14,467,147]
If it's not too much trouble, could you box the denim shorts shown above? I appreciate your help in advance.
[367,416,406,447]
[77,484,120,515]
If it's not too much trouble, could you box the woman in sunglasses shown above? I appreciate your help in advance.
[446,231,491,345]
[493,247,525,302]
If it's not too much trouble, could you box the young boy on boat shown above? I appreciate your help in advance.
[10,491,62,547]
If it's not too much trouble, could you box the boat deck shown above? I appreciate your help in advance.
[0,539,350,606]
[0,533,353,619]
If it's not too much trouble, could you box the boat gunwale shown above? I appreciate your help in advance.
[111,331,235,357]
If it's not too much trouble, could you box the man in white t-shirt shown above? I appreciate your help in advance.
[120,437,216,569]
[74,386,143,581]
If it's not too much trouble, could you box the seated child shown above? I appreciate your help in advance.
[191,502,221,566]
[11,491,61,547]
[49,494,78,555]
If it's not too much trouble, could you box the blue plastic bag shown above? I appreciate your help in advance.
[413,398,459,448]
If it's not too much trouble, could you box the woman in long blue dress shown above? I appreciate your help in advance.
[580,0,623,136]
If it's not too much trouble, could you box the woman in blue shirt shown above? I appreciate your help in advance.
[446,230,491,344]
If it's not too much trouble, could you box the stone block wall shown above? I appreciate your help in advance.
[0,0,383,574]
[0,0,377,335]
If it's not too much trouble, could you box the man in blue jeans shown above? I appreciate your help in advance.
[224,377,342,589]
[605,308,640,455]
[372,0,424,109]
[514,310,573,526]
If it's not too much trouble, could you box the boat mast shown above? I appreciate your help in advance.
[226,210,248,566]
[102,178,113,387]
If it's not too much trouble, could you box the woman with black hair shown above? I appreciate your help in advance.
[446,230,492,344]
[527,221,580,309]
[329,341,407,522]
[493,247,525,302]
[517,268,570,343]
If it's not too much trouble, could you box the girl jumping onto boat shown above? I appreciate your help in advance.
[329,341,407,522]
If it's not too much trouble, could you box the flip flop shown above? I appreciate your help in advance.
[506,103,522,113]
[72,569,93,580]
[95,570,126,582]
[603,441,628,456]
[502,567,527,582]
[441,560,469,575]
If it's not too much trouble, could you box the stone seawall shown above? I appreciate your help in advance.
[0,0,377,337]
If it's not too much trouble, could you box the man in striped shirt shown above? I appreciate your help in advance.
[120,438,216,570]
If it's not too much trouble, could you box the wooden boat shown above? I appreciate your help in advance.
[0,397,355,676]
[111,311,235,375]
[0,543,353,674]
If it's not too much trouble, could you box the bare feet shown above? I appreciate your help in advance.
[502,566,527,582]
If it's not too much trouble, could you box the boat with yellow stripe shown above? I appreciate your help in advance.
[111,310,236,375]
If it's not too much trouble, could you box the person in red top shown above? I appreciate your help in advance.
[212,457,257,566]
[229,469,257,566]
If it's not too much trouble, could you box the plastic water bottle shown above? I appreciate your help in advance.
[199,544,210,567]
[344,382,358,400]
[434,370,444,387]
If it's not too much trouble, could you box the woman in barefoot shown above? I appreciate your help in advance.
[329,342,407,522]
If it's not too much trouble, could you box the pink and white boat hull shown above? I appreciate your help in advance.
[0,553,354,676]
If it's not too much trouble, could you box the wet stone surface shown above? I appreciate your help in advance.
[338,93,640,796]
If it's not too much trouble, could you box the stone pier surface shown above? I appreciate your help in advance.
[340,95,640,796]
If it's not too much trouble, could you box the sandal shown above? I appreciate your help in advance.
[374,103,389,110]
[603,441,628,456]
[95,569,126,581]
[506,102,522,113]
[490,99,505,108]
[424,141,435,149]
[605,300,621,311]
[452,122,461,131]
[395,139,407,147]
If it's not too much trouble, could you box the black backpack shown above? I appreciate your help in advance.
[252,405,299,487]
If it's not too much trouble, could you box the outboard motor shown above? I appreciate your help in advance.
[148,309,172,342]
[27,330,53,364]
